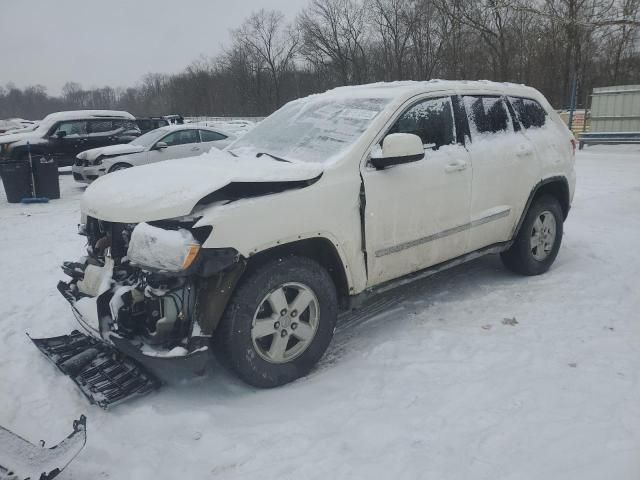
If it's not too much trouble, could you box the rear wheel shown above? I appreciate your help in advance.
[215,256,337,388]
[501,194,564,275]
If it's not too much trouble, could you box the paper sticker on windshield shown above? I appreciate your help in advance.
[339,108,378,120]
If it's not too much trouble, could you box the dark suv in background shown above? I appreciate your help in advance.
[0,110,140,167]
[135,116,170,133]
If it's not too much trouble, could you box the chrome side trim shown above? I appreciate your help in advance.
[374,208,511,258]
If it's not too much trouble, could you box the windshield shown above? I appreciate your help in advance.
[230,95,390,163]
[129,127,170,147]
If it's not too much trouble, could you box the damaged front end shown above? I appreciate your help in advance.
[43,215,245,407]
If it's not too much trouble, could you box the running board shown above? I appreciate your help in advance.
[29,331,160,409]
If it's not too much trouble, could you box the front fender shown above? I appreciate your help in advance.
[193,175,367,293]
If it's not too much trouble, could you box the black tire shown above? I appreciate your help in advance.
[108,162,132,173]
[501,194,564,275]
[215,256,337,388]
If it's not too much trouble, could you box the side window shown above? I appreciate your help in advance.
[200,130,227,142]
[52,121,87,137]
[462,96,512,136]
[88,120,115,135]
[509,97,547,129]
[388,96,455,150]
[160,129,199,147]
[120,120,139,133]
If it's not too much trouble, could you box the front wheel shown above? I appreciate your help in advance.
[108,162,132,173]
[215,256,337,388]
[501,194,564,275]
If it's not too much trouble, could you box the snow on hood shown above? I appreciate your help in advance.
[77,143,145,161]
[81,149,323,223]
[0,129,43,144]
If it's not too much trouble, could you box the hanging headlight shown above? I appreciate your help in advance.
[128,222,201,273]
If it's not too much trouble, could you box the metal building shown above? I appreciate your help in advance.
[590,85,640,132]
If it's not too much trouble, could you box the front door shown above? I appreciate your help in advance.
[49,120,89,166]
[149,129,201,164]
[362,95,472,286]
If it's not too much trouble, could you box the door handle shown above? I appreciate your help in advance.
[445,160,468,173]
[190,147,200,152]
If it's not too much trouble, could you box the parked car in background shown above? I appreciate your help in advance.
[135,116,170,133]
[72,124,235,183]
[163,114,184,125]
[59,80,575,390]
[0,110,140,166]
[0,119,26,134]
[197,119,256,137]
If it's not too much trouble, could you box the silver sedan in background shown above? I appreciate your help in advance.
[72,125,235,183]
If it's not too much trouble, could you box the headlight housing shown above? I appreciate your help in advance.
[127,222,201,273]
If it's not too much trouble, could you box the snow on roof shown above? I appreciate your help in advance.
[41,110,135,122]
[155,123,236,137]
[312,79,542,102]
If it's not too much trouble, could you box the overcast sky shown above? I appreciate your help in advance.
[1,0,305,95]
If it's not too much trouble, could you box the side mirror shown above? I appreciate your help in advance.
[370,133,424,170]
[153,142,168,150]
[55,130,67,139]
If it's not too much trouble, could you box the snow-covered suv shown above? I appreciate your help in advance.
[0,110,140,166]
[57,81,576,388]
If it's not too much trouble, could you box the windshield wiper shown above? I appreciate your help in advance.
[228,150,238,157]
[256,152,291,163]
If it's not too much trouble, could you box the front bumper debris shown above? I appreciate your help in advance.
[0,416,86,480]
[29,330,160,409]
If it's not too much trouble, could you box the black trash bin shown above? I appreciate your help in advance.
[32,155,60,200]
[0,161,32,203]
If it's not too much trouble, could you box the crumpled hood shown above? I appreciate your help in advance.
[77,144,145,161]
[81,149,324,223]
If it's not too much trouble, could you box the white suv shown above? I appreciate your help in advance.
[58,80,575,388]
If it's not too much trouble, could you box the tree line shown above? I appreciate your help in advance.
[1,0,639,120]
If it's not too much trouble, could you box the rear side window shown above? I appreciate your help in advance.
[160,129,199,146]
[120,120,140,133]
[388,96,455,150]
[462,96,512,135]
[88,120,114,134]
[509,97,547,129]
[200,130,227,142]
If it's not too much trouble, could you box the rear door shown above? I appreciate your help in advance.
[362,94,473,286]
[149,129,201,163]
[461,94,540,251]
[86,119,122,150]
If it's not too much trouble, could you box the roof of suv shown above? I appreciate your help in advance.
[42,110,135,123]
[319,80,544,102]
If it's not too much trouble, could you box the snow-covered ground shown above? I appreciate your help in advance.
[1,146,639,479]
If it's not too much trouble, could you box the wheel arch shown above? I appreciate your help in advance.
[513,176,570,239]
[245,237,351,309]
[107,161,133,173]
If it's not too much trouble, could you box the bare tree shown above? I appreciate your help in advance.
[233,9,299,108]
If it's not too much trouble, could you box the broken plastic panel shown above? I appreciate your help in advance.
[0,416,86,480]
[29,330,160,409]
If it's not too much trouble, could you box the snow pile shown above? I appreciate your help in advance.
[0,146,639,479]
